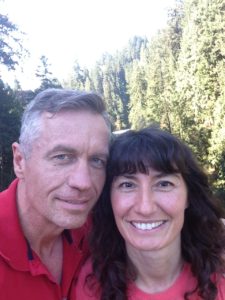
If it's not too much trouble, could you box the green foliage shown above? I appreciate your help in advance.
[67,61,94,91]
[174,0,225,170]
[99,54,129,130]
[35,55,62,92]
[67,36,148,130]
[2,0,225,195]
[0,80,23,190]
[70,0,225,192]
[128,62,147,129]
[0,13,26,70]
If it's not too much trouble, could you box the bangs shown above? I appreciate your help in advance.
[108,130,182,178]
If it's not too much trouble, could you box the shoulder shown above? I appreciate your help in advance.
[79,258,93,279]
[0,179,18,203]
[77,258,94,289]
[217,273,225,298]
[71,258,101,300]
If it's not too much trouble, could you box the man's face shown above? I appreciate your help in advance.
[13,110,110,230]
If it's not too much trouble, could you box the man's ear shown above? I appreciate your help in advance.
[12,142,26,179]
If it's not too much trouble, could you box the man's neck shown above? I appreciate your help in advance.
[16,181,64,283]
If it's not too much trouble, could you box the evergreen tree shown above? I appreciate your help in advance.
[35,55,62,92]
[68,60,94,91]
[0,80,23,190]
[175,0,225,166]
[128,61,148,129]
[0,13,25,70]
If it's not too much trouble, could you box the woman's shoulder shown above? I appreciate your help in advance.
[216,272,225,299]
[71,258,101,300]
[80,257,93,276]
[76,257,95,288]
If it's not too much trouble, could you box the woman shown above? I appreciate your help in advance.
[74,126,225,300]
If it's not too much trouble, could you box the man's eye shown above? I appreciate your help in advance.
[52,154,72,163]
[54,154,69,160]
[91,157,106,169]
[54,154,67,160]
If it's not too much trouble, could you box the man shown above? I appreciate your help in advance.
[0,89,111,299]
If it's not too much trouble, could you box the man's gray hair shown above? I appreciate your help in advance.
[19,88,111,158]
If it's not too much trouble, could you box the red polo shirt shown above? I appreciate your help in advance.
[0,179,90,300]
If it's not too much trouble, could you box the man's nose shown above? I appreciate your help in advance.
[67,160,92,191]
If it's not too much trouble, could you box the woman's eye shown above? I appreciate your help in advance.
[156,180,174,191]
[159,181,171,187]
[119,182,134,189]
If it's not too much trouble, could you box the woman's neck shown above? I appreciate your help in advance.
[126,240,184,294]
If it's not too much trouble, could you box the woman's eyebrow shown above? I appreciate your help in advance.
[116,174,136,179]
[154,172,181,179]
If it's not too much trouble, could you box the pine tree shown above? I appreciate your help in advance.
[35,55,62,92]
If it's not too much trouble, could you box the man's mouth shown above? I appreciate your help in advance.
[56,197,89,208]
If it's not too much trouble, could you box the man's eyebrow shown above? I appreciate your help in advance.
[45,145,76,156]
[92,152,109,159]
[45,146,109,159]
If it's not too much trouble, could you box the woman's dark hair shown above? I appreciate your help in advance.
[88,126,225,300]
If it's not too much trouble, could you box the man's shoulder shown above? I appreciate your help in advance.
[0,179,19,225]
[0,179,18,203]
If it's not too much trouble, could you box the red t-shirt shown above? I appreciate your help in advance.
[0,179,90,300]
[73,258,225,300]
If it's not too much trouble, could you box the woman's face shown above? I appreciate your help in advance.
[110,168,188,253]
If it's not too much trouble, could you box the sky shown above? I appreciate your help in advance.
[1,0,176,90]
